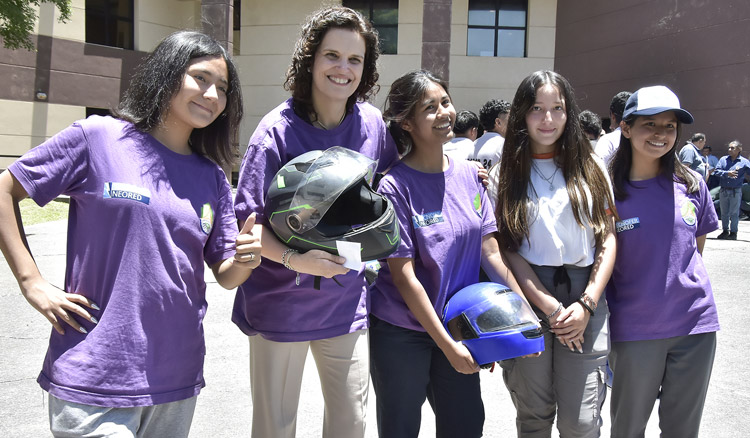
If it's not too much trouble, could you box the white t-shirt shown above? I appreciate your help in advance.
[520,154,612,267]
[594,127,621,166]
[471,132,504,169]
[443,136,474,160]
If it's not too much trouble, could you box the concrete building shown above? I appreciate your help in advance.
[1,0,747,172]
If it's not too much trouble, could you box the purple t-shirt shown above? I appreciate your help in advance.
[9,116,238,407]
[606,174,720,342]
[233,99,398,342]
[370,157,497,332]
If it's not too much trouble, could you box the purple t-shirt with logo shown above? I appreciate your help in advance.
[606,174,719,342]
[233,99,398,342]
[9,116,238,407]
[370,158,497,332]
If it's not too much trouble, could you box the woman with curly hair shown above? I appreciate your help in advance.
[494,70,617,436]
[232,6,398,438]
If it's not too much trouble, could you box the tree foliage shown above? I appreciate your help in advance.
[0,0,72,51]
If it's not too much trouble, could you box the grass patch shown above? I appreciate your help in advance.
[19,198,69,226]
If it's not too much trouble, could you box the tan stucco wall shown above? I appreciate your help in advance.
[0,100,85,169]
[447,0,556,113]
[136,0,201,52]
[236,0,557,150]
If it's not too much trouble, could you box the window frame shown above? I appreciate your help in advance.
[343,0,399,55]
[85,0,135,50]
[467,0,528,58]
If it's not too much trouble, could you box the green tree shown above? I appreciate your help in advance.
[0,0,71,51]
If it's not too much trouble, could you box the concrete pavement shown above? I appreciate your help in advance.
[1,219,748,437]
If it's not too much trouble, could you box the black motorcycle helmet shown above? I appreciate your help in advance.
[265,147,399,261]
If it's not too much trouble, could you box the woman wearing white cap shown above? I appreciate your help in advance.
[606,85,719,437]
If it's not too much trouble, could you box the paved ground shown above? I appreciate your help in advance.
[1,219,748,437]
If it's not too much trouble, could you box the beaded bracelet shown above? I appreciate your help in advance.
[281,248,300,285]
[577,293,597,316]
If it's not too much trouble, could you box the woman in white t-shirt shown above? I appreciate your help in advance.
[493,70,617,437]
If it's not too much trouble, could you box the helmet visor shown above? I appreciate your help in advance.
[289,147,378,234]
[447,290,539,341]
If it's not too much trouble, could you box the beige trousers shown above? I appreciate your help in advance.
[248,329,369,438]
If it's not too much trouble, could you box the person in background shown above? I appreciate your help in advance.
[579,109,604,148]
[0,30,259,437]
[606,85,719,438]
[232,7,398,438]
[471,99,511,169]
[443,109,480,160]
[494,70,617,437]
[702,145,720,189]
[679,133,708,179]
[714,140,750,240]
[369,69,523,438]
[595,91,632,165]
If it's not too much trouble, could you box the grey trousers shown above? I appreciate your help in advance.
[49,394,197,438]
[609,332,717,438]
[500,264,610,438]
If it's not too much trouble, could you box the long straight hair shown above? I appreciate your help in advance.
[113,30,243,167]
[495,70,616,252]
[610,115,699,201]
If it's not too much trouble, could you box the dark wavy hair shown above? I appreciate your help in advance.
[609,114,699,200]
[479,99,511,131]
[383,70,450,156]
[609,91,632,125]
[112,30,243,167]
[495,70,616,252]
[284,6,380,118]
[454,109,480,135]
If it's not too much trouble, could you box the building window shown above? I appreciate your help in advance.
[344,0,398,55]
[467,0,527,57]
[233,0,241,31]
[85,0,134,50]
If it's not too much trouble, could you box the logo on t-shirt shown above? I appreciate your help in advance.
[681,200,697,226]
[615,217,640,233]
[200,203,214,235]
[102,182,151,205]
[413,211,444,228]
[473,193,482,216]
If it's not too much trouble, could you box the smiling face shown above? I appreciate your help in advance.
[402,81,456,151]
[622,111,679,162]
[311,28,366,106]
[164,55,228,134]
[525,84,567,154]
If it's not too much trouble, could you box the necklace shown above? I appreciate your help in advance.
[312,111,346,130]
[531,160,559,191]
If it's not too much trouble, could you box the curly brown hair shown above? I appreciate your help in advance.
[284,6,380,118]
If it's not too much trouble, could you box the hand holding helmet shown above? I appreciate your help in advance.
[443,282,545,366]
[265,146,400,265]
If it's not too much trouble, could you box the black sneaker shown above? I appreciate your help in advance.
[717,230,730,239]
[728,232,738,240]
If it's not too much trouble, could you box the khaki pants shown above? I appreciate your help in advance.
[248,329,369,438]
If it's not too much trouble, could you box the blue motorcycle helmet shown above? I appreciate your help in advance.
[443,282,544,365]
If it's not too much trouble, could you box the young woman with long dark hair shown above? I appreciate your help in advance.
[0,30,259,437]
[494,70,617,436]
